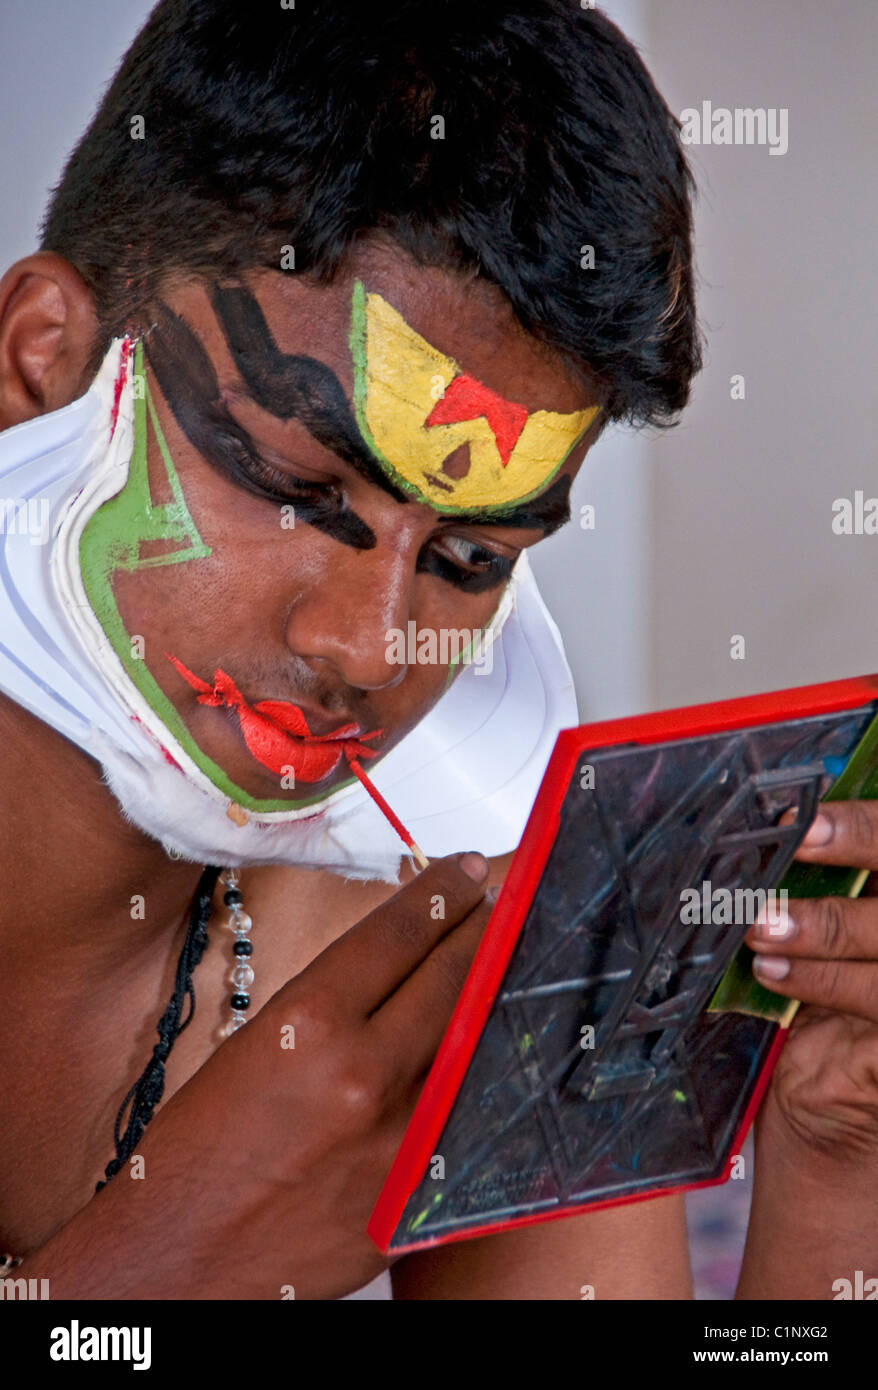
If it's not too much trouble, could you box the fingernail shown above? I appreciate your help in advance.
[801,813,833,847]
[753,955,790,981]
[754,908,796,940]
[459,851,489,882]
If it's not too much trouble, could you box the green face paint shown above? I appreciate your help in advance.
[440,620,497,694]
[78,342,359,812]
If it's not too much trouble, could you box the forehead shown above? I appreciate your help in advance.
[180,239,597,414]
[231,238,599,417]
[157,237,603,519]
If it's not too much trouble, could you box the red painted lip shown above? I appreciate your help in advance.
[165,653,384,784]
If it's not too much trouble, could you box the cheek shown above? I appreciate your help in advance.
[104,404,509,718]
[394,575,509,703]
[111,521,320,686]
[413,571,512,645]
[104,428,316,689]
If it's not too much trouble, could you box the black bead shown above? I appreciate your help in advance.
[223,888,244,906]
[233,940,253,957]
[230,993,250,1010]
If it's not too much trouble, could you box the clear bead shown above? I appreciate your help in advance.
[224,909,251,935]
[223,868,240,888]
[231,963,255,990]
[223,1013,247,1037]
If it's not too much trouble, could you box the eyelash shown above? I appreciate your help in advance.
[233,444,341,507]
[226,437,517,585]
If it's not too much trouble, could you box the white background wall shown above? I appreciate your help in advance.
[1,0,874,723]
[641,0,878,714]
[526,0,651,721]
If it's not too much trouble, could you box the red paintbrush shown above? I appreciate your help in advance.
[346,755,430,870]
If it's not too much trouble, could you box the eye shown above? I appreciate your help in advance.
[439,534,509,571]
[421,532,518,591]
[222,433,342,506]
[257,457,342,505]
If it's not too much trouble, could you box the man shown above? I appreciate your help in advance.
[2,1,877,1301]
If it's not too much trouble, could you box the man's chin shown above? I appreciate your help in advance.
[209,757,355,807]
[85,726,409,883]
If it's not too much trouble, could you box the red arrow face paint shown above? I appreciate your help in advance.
[166,654,383,783]
[351,281,599,513]
[425,373,530,467]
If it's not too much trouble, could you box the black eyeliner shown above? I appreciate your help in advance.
[418,548,515,593]
[229,429,514,590]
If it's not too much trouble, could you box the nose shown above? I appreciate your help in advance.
[283,539,413,692]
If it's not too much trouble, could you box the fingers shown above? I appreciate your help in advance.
[746,895,878,962]
[789,801,878,872]
[750,954,878,1025]
[745,891,878,1023]
[753,801,878,1020]
[370,890,498,1077]
[296,851,490,1018]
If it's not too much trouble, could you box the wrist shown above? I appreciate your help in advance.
[755,1084,878,1191]
[735,1095,878,1300]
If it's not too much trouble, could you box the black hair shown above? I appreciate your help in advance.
[40,0,703,428]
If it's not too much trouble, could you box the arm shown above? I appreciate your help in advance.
[391,1193,692,1300]
[737,1090,878,1300]
[13,855,499,1300]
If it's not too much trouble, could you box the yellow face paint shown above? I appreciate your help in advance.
[350,281,599,514]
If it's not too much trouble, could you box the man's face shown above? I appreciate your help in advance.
[91,239,603,811]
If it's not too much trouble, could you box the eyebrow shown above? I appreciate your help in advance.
[210,283,410,504]
[219,366,574,539]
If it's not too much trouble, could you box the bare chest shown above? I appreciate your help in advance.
[0,867,396,1260]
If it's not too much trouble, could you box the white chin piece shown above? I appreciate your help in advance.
[0,338,578,882]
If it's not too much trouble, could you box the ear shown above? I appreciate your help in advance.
[0,251,99,431]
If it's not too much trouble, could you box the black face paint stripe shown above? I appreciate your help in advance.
[143,296,559,591]
[416,549,515,594]
[210,284,579,542]
[447,473,573,537]
[144,301,378,550]
[210,282,411,506]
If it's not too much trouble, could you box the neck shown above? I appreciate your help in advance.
[0,694,206,982]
